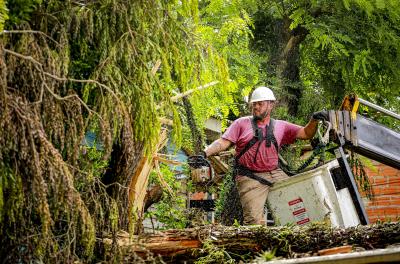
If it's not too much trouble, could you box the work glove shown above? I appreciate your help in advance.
[312,110,329,121]
[198,150,207,159]
[187,151,209,168]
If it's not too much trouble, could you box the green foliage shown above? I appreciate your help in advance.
[2,0,242,262]
[0,164,23,232]
[279,142,308,170]
[51,0,236,155]
[6,0,41,25]
[187,0,261,134]
[194,239,236,264]
[145,164,187,229]
[215,168,244,225]
[251,0,400,120]
[214,170,235,217]
[256,248,277,261]
[350,153,375,199]
[233,219,241,227]
[299,0,400,113]
[0,0,8,31]
[77,145,108,191]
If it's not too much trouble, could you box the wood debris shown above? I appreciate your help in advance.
[102,222,400,263]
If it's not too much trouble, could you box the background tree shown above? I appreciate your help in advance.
[179,0,261,153]
[252,0,400,120]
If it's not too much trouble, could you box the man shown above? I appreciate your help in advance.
[201,86,327,225]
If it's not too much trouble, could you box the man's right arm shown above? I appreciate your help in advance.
[204,138,232,157]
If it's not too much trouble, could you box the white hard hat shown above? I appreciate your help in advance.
[250,86,276,103]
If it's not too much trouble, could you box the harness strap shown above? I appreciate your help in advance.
[234,162,273,186]
[250,118,261,162]
[266,119,278,151]
[251,117,263,142]
[236,137,258,161]
[234,117,279,186]
[237,118,278,160]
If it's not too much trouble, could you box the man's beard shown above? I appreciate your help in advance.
[253,110,268,121]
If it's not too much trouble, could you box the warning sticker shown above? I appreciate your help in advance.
[288,197,310,226]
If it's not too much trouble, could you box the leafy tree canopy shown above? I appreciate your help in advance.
[251,0,400,122]
[0,0,242,262]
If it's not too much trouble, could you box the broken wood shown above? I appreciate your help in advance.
[318,245,353,256]
[105,222,400,262]
[159,117,173,126]
[153,159,174,196]
[209,155,229,174]
[153,154,183,166]
[170,81,219,102]
[128,129,168,231]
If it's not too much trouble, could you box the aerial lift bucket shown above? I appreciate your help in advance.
[269,95,400,227]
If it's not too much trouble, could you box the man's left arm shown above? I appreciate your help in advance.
[296,111,328,140]
[296,119,319,140]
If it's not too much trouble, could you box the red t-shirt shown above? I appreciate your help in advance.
[222,116,301,172]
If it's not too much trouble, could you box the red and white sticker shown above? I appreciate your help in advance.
[288,197,310,225]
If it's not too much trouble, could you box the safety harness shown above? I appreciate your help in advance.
[233,117,279,186]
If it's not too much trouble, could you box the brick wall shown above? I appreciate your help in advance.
[361,160,400,223]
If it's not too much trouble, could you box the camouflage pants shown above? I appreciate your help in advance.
[236,168,289,225]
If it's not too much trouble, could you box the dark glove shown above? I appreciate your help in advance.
[199,150,207,159]
[188,151,209,169]
[312,110,328,121]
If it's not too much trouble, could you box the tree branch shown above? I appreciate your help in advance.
[3,48,125,116]
[170,81,219,102]
[1,30,60,46]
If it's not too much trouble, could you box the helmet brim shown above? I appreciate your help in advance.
[250,98,276,103]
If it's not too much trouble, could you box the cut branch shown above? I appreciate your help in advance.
[153,154,183,166]
[154,160,174,196]
[170,81,219,102]
[159,117,173,126]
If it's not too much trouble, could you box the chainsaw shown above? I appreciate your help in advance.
[187,155,213,184]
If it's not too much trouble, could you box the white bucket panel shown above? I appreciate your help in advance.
[268,160,360,227]
[337,188,361,227]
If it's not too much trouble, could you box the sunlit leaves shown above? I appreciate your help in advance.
[297,0,400,112]
[0,0,8,31]
[289,8,306,30]
[353,49,374,77]
[176,0,261,142]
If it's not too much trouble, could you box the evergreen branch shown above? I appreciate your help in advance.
[38,70,100,120]
[4,48,99,118]
[3,48,126,118]
[279,0,287,17]
[1,30,60,45]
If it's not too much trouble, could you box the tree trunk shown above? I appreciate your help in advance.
[143,185,163,212]
[106,222,400,262]
[278,16,308,116]
[103,123,144,229]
